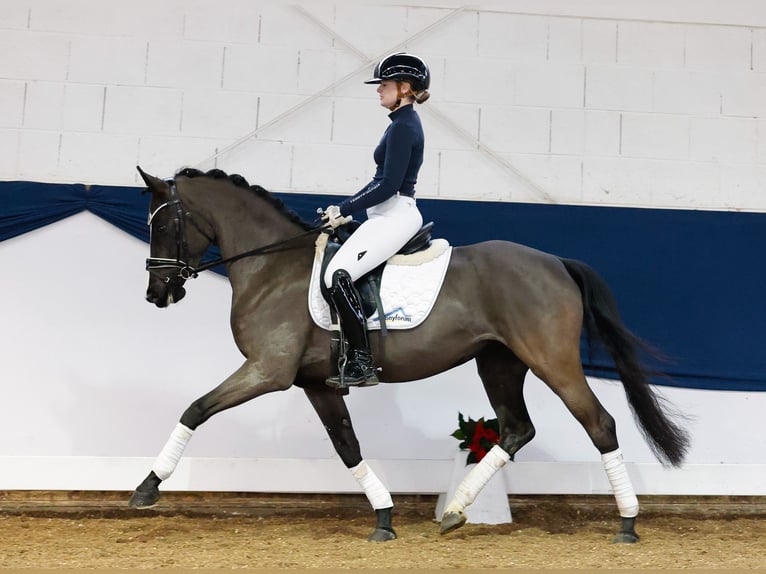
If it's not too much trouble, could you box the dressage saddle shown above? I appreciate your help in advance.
[319,220,434,320]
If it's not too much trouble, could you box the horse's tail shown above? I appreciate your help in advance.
[560,257,690,467]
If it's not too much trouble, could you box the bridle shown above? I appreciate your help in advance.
[145,181,323,282]
[146,182,196,281]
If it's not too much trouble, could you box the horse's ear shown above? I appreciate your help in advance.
[137,165,169,194]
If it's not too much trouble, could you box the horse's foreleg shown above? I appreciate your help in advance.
[129,359,291,509]
[303,384,396,542]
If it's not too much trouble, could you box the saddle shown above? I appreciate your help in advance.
[319,220,435,333]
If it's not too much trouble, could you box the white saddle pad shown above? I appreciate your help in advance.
[308,238,452,331]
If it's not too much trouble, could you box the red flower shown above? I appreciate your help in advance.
[451,413,500,465]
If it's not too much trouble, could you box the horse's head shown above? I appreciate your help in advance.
[138,166,213,308]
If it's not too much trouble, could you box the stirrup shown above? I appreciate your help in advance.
[325,368,379,389]
[326,353,379,389]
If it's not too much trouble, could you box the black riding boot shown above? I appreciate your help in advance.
[326,269,379,388]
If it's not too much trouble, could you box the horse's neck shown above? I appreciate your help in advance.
[189,185,313,286]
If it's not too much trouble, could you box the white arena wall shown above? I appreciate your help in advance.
[1,0,765,497]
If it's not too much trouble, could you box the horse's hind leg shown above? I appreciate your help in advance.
[303,384,396,542]
[129,358,292,509]
[479,343,536,458]
[440,343,533,535]
[534,351,640,543]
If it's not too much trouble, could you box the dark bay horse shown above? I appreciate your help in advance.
[129,166,689,543]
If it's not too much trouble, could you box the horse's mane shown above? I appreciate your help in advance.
[175,167,313,230]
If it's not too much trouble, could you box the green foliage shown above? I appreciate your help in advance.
[451,412,500,465]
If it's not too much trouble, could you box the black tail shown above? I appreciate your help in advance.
[560,258,690,467]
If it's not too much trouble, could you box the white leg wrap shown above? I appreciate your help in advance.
[152,423,194,481]
[445,445,510,513]
[602,449,639,518]
[351,460,393,510]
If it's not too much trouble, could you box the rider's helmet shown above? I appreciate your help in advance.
[364,52,430,92]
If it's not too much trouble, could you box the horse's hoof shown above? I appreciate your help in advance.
[439,510,467,535]
[128,486,160,509]
[613,516,639,543]
[612,530,640,544]
[368,527,397,542]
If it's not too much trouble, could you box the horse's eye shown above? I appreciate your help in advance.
[156,225,168,233]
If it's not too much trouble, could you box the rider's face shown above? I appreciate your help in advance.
[377,80,402,110]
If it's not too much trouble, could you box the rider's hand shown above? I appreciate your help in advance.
[322,205,352,229]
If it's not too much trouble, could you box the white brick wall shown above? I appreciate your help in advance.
[478,13,548,61]
[547,18,585,64]
[690,117,759,163]
[586,66,654,112]
[2,3,30,29]
[182,0,260,44]
[0,130,19,178]
[0,31,70,81]
[514,63,585,108]
[0,81,25,127]
[423,102,480,151]
[2,0,766,211]
[68,37,148,85]
[616,22,686,68]
[333,4,409,56]
[138,136,225,179]
[753,29,766,71]
[102,87,183,136]
[721,72,766,117]
[222,44,300,92]
[582,20,617,64]
[479,106,550,154]
[17,131,60,179]
[685,25,753,71]
[58,133,140,184]
[27,0,185,38]
[181,90,260,139]
[652,70,722,116]
[23,83,104,132]
[146,41,225,90]
[620,113,689,160]
[722,165,766,210]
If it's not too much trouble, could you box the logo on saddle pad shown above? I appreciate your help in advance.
[375,307,413,326]
[308,239,452,331]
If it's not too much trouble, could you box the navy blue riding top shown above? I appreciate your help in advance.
[339,104,424,217]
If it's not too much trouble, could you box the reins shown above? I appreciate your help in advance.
[146,181,324,281]
[190,227,323,276]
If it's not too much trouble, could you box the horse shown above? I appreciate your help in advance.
[129,166,689,544]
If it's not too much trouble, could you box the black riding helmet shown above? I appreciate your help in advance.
[364,52,430,91]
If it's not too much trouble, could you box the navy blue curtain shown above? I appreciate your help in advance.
[2,180,764,392]
[413,199,766,393]
[0,181,88,241]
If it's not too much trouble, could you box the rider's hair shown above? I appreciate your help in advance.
[413,89,430,104]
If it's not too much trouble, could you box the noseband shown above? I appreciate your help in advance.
[146,180,324,282]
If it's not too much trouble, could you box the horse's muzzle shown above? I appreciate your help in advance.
[146,276,187,308]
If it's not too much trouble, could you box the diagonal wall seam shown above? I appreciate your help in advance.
[193,5,467,170]
[194,4,552,203]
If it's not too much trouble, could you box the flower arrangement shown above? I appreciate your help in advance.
[451,412,500,465]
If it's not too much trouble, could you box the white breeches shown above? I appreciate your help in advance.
[323,194,423,287]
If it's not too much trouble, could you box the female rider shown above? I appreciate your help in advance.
[322,52,431,388]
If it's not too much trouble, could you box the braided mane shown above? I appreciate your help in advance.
[175,168,312,230]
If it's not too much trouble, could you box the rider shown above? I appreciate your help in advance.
[322,52,430,388]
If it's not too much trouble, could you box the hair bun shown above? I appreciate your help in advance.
[414,90,430,104]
